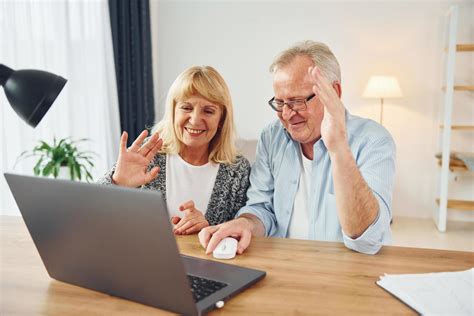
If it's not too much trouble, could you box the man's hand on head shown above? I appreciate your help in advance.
[308,66,348,155]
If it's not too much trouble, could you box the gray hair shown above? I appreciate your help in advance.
[269,40,341,83]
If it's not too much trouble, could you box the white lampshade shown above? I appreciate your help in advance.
[363,76,403,98]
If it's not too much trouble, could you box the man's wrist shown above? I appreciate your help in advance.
[328,140,351,160]
[237,214,264,236]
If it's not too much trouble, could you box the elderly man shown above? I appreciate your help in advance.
[199,41,396,255]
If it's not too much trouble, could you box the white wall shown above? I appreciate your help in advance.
[151,0,474,221]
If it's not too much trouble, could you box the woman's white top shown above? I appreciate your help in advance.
[287,146,312,240]
[165,153,219,219]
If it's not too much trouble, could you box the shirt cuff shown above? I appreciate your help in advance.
[342,206,390,255]
[236,207,275,236]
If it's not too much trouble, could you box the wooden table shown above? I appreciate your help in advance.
[1,215,473,315]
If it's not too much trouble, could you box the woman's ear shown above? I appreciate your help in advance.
[332,82,342,98]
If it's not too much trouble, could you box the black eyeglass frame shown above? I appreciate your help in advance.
[268,93,316,112]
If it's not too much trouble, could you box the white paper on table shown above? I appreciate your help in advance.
[377,268,474,316]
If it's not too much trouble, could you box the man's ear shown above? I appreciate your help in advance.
[332,82,342,98]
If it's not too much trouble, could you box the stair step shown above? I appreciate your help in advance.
[457,44,474,52]
[441,85,474,91]
[436,199,474,211]
[439,125,474,130]
[454,85,474,91]
[436,158,468,171]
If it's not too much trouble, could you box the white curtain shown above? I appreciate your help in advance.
[0,0,121,215]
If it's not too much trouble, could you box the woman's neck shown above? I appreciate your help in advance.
[179,146,209,166]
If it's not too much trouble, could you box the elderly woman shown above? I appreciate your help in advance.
[98,66,250,235]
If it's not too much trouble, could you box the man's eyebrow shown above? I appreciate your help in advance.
[275,96,306,101]
[288,95,308,100]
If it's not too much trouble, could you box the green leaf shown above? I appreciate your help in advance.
[57,137,71,148]
[39,141,52,151]
[81,165,94,182]
[33,157,44,176]
[53,164,59,178]
[73,138,90,144]
[67,157,76,181]
[83,158,95,167]
[74,162,81,181]
[42,161,55,177]
[77,155,95,161]
[77,150,97,156]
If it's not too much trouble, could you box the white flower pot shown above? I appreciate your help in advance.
[57,166,71,180]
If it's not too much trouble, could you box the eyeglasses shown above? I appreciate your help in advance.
[268,93,316,112]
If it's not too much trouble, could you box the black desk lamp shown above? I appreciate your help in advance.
[0,64,67,127]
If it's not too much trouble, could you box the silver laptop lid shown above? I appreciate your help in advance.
[4,173,198,315]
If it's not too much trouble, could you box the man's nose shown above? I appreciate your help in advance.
[281,105,295,120]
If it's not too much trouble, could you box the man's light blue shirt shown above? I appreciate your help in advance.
[236,112,396,255]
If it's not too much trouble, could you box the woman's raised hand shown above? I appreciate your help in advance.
[112,130,163,187]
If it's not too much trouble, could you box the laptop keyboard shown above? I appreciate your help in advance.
[187,274,228,302]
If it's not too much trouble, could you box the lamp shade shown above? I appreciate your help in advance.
[0,64,67,127]
[363,76,402,99]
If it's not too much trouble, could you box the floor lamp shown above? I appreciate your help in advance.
[363,76,402,125]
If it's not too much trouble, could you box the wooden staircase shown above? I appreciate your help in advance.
[436,5,474,232]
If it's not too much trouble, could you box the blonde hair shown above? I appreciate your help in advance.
[269,40,341,83]
[152,66,237,164]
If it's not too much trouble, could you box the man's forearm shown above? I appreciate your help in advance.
[330,144,379,238]
[238,213,266,237]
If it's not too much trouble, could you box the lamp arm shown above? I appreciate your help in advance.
[0,64,14,86]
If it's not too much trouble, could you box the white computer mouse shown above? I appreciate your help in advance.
[212,237,238,260]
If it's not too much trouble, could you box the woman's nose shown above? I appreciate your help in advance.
[189,110,202,123]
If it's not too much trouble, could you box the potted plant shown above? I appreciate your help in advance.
[16,137,97,182]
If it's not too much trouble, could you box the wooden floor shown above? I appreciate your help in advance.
[391,216,474,252]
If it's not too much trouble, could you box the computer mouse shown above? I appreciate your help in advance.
[212,237,238,260]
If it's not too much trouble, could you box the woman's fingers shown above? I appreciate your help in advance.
[171,216,181,225]
[183,221,209,235]
[174,214,192,231]
[137,133,156,155]
[174,209,203,232]
[175,219,196,234]
[144,166,160,183]
[119,131,128,154]
[145,138,163,161]
[128,130,148,152]
[179,200,195,211]
[138,132,159,156]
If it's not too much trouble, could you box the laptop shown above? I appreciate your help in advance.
[4,173,266,315]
